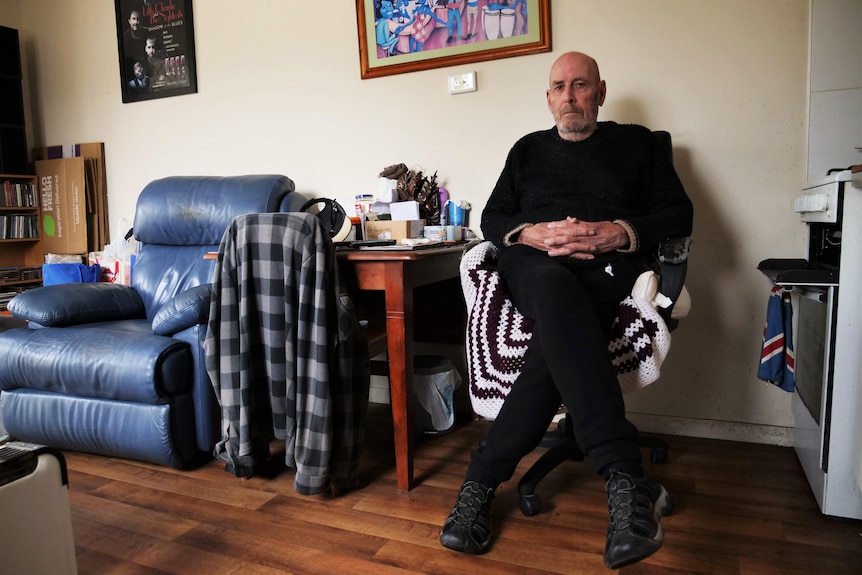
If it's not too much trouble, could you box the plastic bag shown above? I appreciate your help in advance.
[42,262,102,285]
[44,253,83,264]
[89,221,137,284]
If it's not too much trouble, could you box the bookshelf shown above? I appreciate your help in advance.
[0,173,41,310]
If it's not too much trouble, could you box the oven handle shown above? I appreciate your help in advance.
[784,285,828,302]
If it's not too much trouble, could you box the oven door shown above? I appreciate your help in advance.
[792,285,836,481]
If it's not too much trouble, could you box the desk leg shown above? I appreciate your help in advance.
[385,266,415,491]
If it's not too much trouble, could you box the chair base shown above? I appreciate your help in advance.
[517,414,669,516]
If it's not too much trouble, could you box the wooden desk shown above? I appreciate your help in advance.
[337,245,465,491]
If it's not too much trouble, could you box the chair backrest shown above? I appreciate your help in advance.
[132,175,296,318]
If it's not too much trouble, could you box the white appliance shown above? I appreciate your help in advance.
[759,169,862,520]
[0,441,78,574]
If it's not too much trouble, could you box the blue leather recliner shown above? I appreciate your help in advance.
[0,175,305,467]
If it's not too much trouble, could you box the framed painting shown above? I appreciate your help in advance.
[114,0,198,103]
[356,0,551,79]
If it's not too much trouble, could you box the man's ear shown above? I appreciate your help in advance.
[598,80,607,106]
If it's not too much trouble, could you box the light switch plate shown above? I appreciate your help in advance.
[448,71,477,94]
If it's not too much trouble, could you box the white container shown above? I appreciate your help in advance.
[0,443,79,575]
[423,225,446,241]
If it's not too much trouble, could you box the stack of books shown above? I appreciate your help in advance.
[0,287,22,311]
[0,214,38,239]
[0,180,38,208]
[0,267,19,283]
[18,267,41,281]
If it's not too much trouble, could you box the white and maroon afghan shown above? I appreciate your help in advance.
[460,241,671,421]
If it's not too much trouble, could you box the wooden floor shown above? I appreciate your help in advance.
[63,404,862,575]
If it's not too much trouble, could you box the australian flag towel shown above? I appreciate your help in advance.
[758,285,795,392]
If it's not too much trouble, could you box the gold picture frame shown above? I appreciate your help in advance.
[356,0,551,79]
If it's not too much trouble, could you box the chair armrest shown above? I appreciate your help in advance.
[152,284,213,336]
[658,236,690,265]
[656,236,691,329]
[7,283,145,327]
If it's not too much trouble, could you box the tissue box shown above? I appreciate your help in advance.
[365,220,424,241]
[389,200,421,221]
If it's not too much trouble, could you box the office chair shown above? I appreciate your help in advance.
[459,131,690,517]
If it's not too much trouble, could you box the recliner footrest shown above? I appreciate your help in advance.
[0,389,197,468]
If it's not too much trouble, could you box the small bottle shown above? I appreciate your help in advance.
[354,194,374,216]
[438,188,449,225]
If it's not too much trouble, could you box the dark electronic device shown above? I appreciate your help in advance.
[350,239,396,247]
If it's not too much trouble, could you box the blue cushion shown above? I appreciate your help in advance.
[134,175,296,246]
[8,283,145,327]
[152,284,213,336]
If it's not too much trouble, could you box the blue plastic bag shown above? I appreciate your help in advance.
[42,262,102,285]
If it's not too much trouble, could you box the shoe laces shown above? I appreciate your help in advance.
[606,471,657,537]
[450,481,493,526]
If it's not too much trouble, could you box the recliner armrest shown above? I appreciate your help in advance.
[8,283,146,327]
[151,284,213,336]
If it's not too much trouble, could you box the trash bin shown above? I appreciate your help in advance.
[412,355,462,435]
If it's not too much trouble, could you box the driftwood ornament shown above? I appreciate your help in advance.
[379,163,441,224]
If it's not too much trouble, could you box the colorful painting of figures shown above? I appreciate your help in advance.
[357,0,550,78]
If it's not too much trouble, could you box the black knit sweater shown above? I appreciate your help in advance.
[481,122,693,260]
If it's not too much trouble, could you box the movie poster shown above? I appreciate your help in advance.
[114,0,198,103]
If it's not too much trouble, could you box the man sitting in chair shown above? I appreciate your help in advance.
[439,51,694,569]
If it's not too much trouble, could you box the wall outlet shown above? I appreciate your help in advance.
[448,71,477,94]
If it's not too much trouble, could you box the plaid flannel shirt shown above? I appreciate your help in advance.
[204,212,369,495]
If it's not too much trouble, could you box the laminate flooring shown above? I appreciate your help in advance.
[63,404,862,574]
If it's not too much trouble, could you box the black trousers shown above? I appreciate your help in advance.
[466,245,645,487]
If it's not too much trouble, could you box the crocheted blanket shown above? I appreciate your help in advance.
[460,241,671,421]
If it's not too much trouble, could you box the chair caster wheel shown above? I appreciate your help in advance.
[650,447,668,464]
[519,493,543,516]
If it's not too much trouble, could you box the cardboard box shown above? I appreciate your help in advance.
[365,219,424,241]
[36,158,88,255]
[33,143,109,253]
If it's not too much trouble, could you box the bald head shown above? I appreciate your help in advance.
[546,51,606,142]
[549,51,601,87]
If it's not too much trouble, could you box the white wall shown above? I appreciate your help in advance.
[1,0,813,445]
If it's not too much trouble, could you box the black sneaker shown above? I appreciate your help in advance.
[439,480,495,554]
[604,469,674,569]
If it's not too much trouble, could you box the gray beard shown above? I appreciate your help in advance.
[557,117,597,141]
